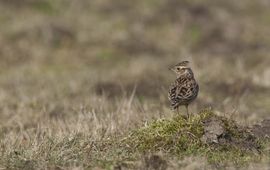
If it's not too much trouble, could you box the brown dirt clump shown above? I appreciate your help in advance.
[201,115,261,152]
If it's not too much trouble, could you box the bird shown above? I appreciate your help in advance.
[168,61,199,118]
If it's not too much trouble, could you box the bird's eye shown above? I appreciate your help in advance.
[177,67,180,71]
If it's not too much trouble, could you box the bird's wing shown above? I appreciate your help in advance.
[183,79,199,99]
[168,77,199,110]
[175,77,189,100]
[175,78,198,101]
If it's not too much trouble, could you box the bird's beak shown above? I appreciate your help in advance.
[168,66,173,71]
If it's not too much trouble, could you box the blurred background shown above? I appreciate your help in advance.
[0,0,269,129]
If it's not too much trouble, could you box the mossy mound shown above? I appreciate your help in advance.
[91,109,268,169]
[123,109,263,165]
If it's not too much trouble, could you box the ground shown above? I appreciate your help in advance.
[0,0,269,169]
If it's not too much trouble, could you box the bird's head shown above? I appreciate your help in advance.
[169,61,193,78]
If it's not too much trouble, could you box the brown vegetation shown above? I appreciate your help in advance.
[0,0,269,169]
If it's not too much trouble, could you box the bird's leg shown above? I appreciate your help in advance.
[185,105,189,118]
[177,107,179,115]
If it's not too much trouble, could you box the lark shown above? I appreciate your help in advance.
[168,61,199,118]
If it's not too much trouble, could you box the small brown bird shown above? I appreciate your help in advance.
[168,61,199,117]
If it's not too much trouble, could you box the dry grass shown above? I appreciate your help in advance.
[0,0,269,169]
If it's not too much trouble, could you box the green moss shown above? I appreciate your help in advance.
[127,110,210,151]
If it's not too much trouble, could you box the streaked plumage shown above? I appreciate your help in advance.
[168,61,199,117]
